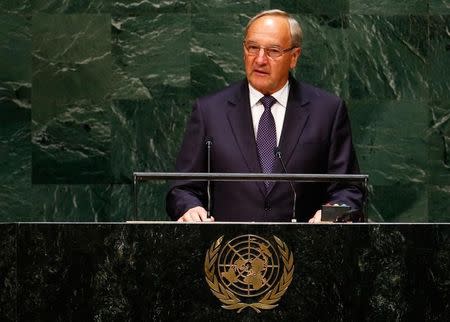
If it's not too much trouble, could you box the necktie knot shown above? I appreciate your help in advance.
[260,95,277,110]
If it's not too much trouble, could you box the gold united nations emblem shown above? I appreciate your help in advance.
[204,234,294,313]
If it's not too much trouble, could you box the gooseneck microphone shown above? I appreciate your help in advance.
[274,147,297,223]
[205,137,213,218]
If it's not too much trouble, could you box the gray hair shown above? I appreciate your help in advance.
[244,9,303,48]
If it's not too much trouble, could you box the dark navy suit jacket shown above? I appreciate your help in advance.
[166,76,362,222]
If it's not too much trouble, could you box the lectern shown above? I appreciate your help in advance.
[1,223,449,321]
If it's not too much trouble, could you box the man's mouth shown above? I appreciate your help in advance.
[253,69,269,76]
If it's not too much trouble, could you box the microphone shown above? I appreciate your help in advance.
[205,137,213,218]
[274,147,297,223]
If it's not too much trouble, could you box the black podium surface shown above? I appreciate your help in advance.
[1,223,449,321]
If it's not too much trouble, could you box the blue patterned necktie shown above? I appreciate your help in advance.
[257,95,277,193]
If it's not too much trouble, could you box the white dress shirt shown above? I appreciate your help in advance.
[248,81,289,146]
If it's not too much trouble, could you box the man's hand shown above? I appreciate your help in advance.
[308,209,322,223]
[177,206,215,222]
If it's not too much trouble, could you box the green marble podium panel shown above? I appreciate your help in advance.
[0,223,449,321]
[0,1,449,222]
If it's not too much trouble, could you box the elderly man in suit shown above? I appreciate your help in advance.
[166,10,362,222]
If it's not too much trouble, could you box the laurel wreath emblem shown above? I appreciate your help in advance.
[204,235,294,313]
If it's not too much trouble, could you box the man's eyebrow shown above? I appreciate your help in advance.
[245,41,283,48]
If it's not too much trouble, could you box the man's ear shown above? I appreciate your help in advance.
[290,47,302,69]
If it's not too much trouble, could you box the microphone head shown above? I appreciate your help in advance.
[273,147,281,158]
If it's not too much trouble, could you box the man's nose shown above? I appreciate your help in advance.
[255,48,268,64]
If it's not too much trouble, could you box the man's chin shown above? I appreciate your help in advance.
[249,78,272,94]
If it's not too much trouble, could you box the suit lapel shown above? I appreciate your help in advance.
[278,80,310,166]
[227,81,266,197]
[268,78,310,195]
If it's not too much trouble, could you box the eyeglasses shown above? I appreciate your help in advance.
[243,42,296,59]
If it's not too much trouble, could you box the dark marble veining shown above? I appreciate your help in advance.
[350,0,429,14]
[348,15,428,100]
[350,99,428,185]
[0,223,448,320]
[113,0,190,14]
[0,224,16,322]
[112,14,190,99]
[32,99,112,184]
[32,0,110,13]
[295,14,349,99]
[429,15,450,100]
[0,14,32,221]
[430,0,450,14]
[0,0,31,15]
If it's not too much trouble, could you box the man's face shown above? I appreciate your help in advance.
[244,15,301,95]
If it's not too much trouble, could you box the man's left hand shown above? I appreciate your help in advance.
[308,210,321,223]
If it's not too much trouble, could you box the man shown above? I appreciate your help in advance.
[166,10,362,222]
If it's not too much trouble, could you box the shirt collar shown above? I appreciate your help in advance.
[248,81,290,108]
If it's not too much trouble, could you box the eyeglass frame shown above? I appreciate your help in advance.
[243,41,298,59]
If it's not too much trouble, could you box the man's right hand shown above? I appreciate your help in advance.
[177,206,215,222]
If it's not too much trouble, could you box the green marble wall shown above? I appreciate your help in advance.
[0,1,449,222]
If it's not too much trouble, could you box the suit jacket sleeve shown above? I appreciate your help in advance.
[325,99,362,209]
[166,100,207,220]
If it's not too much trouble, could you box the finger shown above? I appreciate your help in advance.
[197,209,210,221]
[189,211,202,222]
[315,210,322,222]
[177,214,189,222]
[179,212,194,222]
[309,217,318,223]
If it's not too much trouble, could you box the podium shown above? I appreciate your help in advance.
[1,222,449,321]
